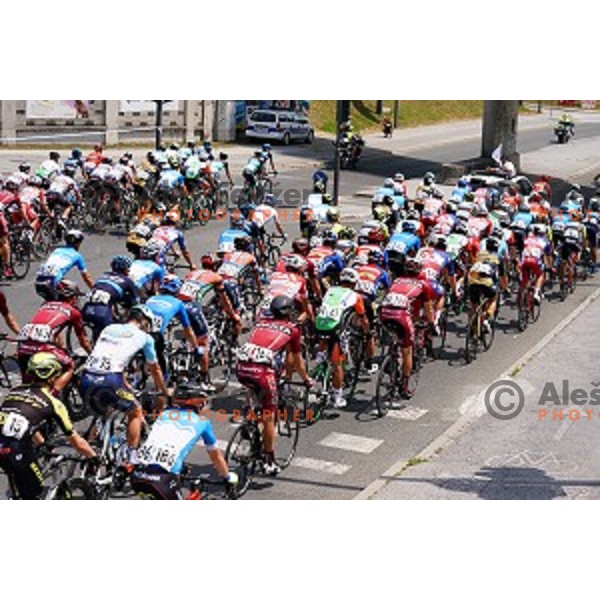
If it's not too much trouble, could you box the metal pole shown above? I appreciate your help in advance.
[333,100,341,206]
[375,100,383,115]
[393,100,399,128]
[537,100,542,114]
[154,100,164,150]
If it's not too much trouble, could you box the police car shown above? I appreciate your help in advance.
[245,109,314,145]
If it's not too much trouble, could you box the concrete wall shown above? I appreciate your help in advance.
[0,100,229,146]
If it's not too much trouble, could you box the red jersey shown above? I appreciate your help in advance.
[307,246,333,270]
[355,244,382,264]
[217,251,256,281]
[275,252,314,277]
[178,269,224,302]
[21,301,84,344]
[467,216,493,239]
[380,277,437,321]
[417,247,446,282]
[238,320,301,367]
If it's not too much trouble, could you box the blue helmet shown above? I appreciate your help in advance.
[71,148,82,160]
[230,214,245,229]
[111,255,132,274]
[367,248,385,265]
[402,220,417,234]
[559,202,570,214]
[263,193,276,207]
[239,202,255,219]
[262,143,272,152]
[159,274,183,295]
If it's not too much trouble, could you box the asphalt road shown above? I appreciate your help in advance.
[1,116,599,499]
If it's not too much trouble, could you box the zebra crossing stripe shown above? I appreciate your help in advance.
[291,457,351,475]
[386,407,429,421]
[319,432,383,454]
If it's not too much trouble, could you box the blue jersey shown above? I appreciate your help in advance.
[355,264,391,301]
[512,212,534,229]
[451,187,469,202]
[218,229,246,253]
[319,251,345,278]
[36,247,86,285]
[152,225,187,253]
[88,272,138,307]
[158,169,184,190]
[130,260,165,291]
[145,294,191,334]
[387,232,421,255]
[137,408,218,475]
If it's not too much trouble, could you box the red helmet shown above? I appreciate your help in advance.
[367,227,385,244]
[291,238,310,256]
[201,253,215,270]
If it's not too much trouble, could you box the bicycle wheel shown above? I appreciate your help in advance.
[345,330,365,399]
[0,355,21,388]
[63,379,88,422]
[224,424,259,497]
[428,310,448,359]
[374,354,399,417]
[517,290,528,332]
[481,315,496,352]
[274,402,300,469]
[10,238,31,279]
[529,288,541,324]
[52,478,97,500]
[465,313,479,364]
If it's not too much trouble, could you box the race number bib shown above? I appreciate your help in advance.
[388,240,407,254]
[385,293,410,309]
[179,281,199,300]
[2,413,30,440]
[237,343,275,366]
[356,280,375,296]
[151,314,163,333]
[21,323,53,343]
[85,355,114,373]
[90,290,112,305]
[318,304,343,322]
[423,267,439,281]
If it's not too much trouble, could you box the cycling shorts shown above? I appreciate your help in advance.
[82,303,113,341]
[130,465,180,500]
[79,371,137,416]
[520,258,543,283]
[561,241,581,261]
[236,362,278,412]
[183,301,208,338]
[469,283,497,305]
[379,308,415,349]
[0,438,43,499]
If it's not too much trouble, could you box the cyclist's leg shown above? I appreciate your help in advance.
[0,440,44,499]
[130,465,180,500]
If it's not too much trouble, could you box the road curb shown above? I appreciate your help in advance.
[354,285,600,500]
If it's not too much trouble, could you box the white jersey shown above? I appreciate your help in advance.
[91,164,112,180]
[84,323,157,374]
[37,160,61,180]
[252,204,278,227]
[49,174,77,195]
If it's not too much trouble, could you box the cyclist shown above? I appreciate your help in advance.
[520,224,552,305]
[82,256,139,341]
[307,230,346,290]
[561,220,585,287]
[80,305,169,463]
[131,384,238,499]
[467,237,502,336]
[126,220,155,259]
[35,229,93,301]
[236,295,312,475]
[379,258,436,399]
[129,239,167,299]
[36,151,61,184]
[417,233,452,327]
[17,280,93,393]
[276,237,322,303]
[0,289,20,334]
[217,213,252,256]
[314,267,371,408]
[386,220,421,278]
[467,205,493,240]
[217,235,263,313]
[355,225,389,266]
[151,210,196,270]
[450,177,470,202]
[393,173,408,198]
[0,179,31,278]
[46,162,82,224]
[144,274,202,382]
[249,194,287,264]
[0,353,97,499]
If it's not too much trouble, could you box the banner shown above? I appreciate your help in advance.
[26,101,90,119]
[120,100,180,113]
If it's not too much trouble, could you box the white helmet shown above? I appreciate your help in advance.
[339,267,359,285]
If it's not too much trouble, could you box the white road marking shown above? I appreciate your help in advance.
[387,407,429,421]
[291,457,351,475]
[319,432,383,454]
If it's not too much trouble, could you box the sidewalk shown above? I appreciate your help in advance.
[369,288,600,500]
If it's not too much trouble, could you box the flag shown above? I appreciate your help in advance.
[492,143,503,165]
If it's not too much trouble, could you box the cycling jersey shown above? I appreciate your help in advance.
[512,212,534,230]
[157,169,185,190]
[49,174,77,196]
[386,232,421,256]
[468,252,500,288]
[218,251,257,281]
[354,244,388,267]
[217,229,246,254]
[36,159,60,180]
[522,235,551,265]
[307,246,345,279]
[275,253,314,277]
[446,233,469,261]
[88,272,138,308]
[467,216,493,239]
[137,408,218,475]
[178,269,225,303]
[129,259,165,293]
[435,214,457,236]
[315,286,365,332]
[259,272,307,318]
[145,294,191,334]
[90,164,112,180]
[20,301,84,345]
[84,323,157,374]
[354,264,391,301]
[243,157,262,176]
[251,204,279,228]
[36,247,87,286]
[152,225,187,253]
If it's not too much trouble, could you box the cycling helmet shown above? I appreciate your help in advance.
[28,175,43,187]
[27,352,63,382]
[55,279,82,300]
[262,143,272,152]
[49,151,60,162]
[407,209,420,221]
[401,220,417,234]
[590,198,600,213]
[490,225,504,240]
[382,194,394,207]
[383,178,395,189]
[270,295,294,320]
[423,172,435,185]
[394,173,405,183]
[281,254,304,272]
[65,229,84,247]
[431,233,447,250]
[485,237,500,253]
[63,163,76,177]
[327,207,340,223]
[404,258,422,276]
[339,267,359,286]
[230,214,245,229]
[454,221,468,236]
[322,230,338,247]
[531,224,547,237]
[336,239,355,256]
[201,253,216,270]
[140,238,164,260]
[129,304,154,326]
[94,144,103,152]
[164,210,180,225]
[160,274,183,295]
[111,255,132,274]
[446,201,458,214]
[292,238,310,256]
[263,194,276,207]
[367,227,385,244]
[457,177,469,188]
[322,193,333,205]
[18,162,31,174]
[71,148,82,160]
[171,383,208,409]
[4,178,19,192]
[367,248,385,265]
[233,236,251,252]
[168,156,180,169]
[253,151,262,159]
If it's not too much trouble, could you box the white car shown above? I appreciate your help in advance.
[245,109,314,145]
